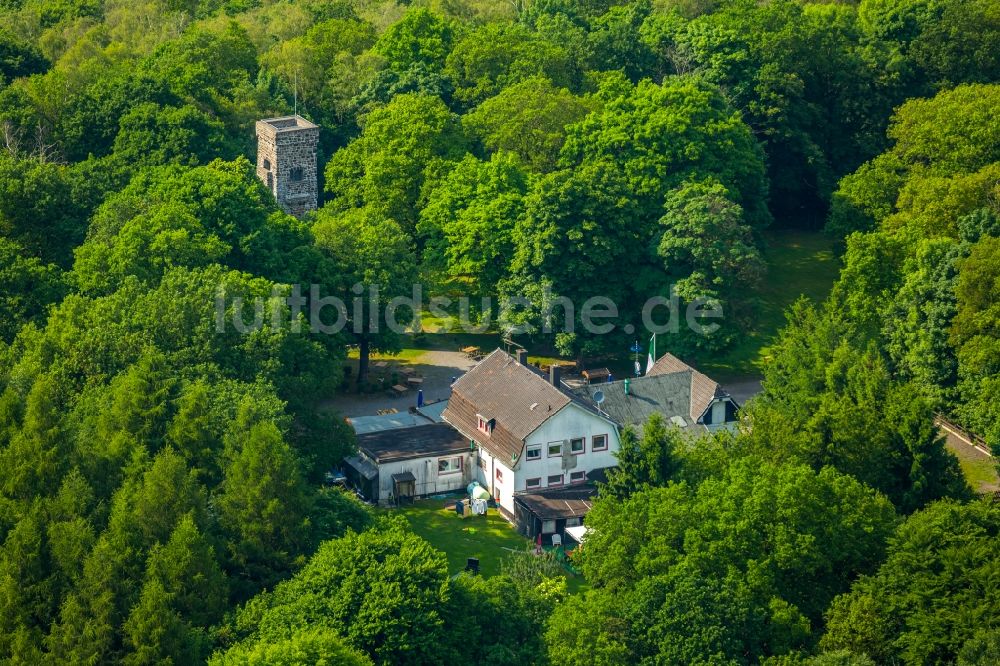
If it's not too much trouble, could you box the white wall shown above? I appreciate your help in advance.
[475,444,516,514]
[471,404,620,515]
[516,403,620,492]
[704,398,739,433]
[373,451,472,505]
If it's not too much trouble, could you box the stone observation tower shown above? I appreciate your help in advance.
[255,115,320,218]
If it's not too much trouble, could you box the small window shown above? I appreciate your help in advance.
[548,442,562,457]
[477,415,493,436]
[592,434,608,451]
[438,456,462,475]
[289,166,303,182]
[547,474,563,487]
[526,477,541,490]
[570,470,586,484]
[262,158,271,170]
[495,468,503,482]
[526,445,541,461]
[570,437,585,454]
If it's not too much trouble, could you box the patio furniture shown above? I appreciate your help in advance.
[461,345,481,358]
[399,366,415,377]
[582,367,611,384]
[406,376,424,387]
[390,384,408,397]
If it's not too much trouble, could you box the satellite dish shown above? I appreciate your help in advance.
[593,390,605,405]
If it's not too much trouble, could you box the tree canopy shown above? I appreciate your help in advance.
[0,0,997,663]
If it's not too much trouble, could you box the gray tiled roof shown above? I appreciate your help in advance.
[646,353,726,423]
[571,373,700,433]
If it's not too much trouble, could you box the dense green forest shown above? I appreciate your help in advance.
[1,0,999,663]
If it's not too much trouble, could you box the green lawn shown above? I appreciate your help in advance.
[700,229,840,381]
[344,230,839,384]
[944,438,1000,494]
[389,498,588,592]
[410,330,502,352]
[958,456,999,494]
[345,347,428,363]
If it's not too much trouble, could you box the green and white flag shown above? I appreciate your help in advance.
[646,333,656,374]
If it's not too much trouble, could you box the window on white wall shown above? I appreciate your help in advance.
[570,437,585,454]
[547,474,564,487]
[496,468,503,482]
[526,477,541,490]
[570,470,586,484]
[592,434,608,451]
[547,442,562,457]
[438,457,462,474]
[526,445,541,461]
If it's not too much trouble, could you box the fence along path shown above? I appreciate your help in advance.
[935,413,993,458]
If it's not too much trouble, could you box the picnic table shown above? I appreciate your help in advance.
[373,361,389,369]
[390,384,408,397]
[582,367,612,384]
[461,345,481,357]
[406,376,424,387]
[399,366,416,377]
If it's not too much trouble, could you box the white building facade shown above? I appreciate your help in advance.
[475,403,620,515]
[443,350,621,517]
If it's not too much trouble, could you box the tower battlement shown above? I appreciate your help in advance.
[255,115,319,218]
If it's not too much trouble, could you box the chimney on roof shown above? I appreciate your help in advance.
[550,364,561,388]
[516,349,529,366]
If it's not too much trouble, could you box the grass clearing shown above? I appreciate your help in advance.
[944,438,1000,494]
[701,229,840,381]
[388,498,589,593]
[345,347,428,363]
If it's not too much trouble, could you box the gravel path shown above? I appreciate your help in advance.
[320,350,476,417]
[725,378,763,405]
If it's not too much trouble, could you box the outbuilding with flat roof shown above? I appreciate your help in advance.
[343,418,474,506]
